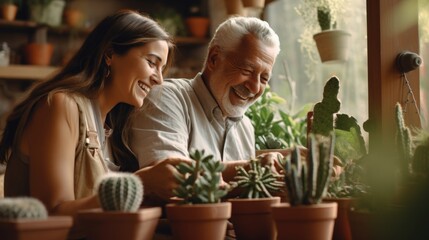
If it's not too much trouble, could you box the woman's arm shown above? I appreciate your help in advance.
[22,93,99,216]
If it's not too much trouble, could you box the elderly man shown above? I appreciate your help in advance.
[130,16,281,202]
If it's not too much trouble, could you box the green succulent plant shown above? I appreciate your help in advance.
[98,172,143,212]
[283,133,335,205]
[174,149,228,204]
[246,85,308,150]
[0,197,48,220]
[230,158,284,199]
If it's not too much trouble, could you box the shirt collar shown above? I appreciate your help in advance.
[191,73,243,123]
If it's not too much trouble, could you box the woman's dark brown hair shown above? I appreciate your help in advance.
[0,9,175,172]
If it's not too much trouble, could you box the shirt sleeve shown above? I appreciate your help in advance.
[130,85,190,167]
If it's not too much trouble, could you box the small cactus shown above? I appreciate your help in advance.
[230,158,284,199]
[312,76,341,136]
[283,133,335,205]
[174,149,228,204]
[411,130,429,176]
[0,197,48,220]
[98,172,143,212]
[317,6,331,31]
[395,103,413,177]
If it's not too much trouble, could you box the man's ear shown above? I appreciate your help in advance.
[206,46,221,71]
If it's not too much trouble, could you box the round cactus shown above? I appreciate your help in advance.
[98,173,143,212]
[0,197,48,220]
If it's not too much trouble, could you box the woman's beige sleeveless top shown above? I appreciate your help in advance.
[4,94,108,199]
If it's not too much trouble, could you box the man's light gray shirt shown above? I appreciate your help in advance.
[130,73,255,167]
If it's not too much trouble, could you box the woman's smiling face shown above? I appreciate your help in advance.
[208,35,277,118]
[108,40,169,108]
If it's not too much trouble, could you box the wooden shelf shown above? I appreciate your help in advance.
[0,65,59,81]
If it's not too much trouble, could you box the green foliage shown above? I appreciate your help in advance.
[98,173,143,212]
[174,149,228,204]
[0,197,48,220]
[412,129,429,176]
[312,76,341,136]
[283,133,335,205]
[230,158,284,199]
[245,85,308,150]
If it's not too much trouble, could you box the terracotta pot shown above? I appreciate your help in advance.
[166,202,231,240]
[224,0,244,16]
[25,43,54,66]
[271,202,337,240]
[228,197,280,240]
[313,30,351,63]
[348,209,376,240]
[324,198,354,240]
[0,216,73,240]
[1,4,18,21]
[186,17,210,38]
[242,0,265,8]
[77,207,161,240]
[64,9,83,28]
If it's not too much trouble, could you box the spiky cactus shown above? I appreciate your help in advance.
[283,133,335,205]
[0,197,48,220]
[395,103,413,177]
[230,158,284,199]
[98,172,143,212]
[312,76,341,136]
[174,149,228,204]
[317,6,331,31]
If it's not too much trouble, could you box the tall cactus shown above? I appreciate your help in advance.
[395,103,413,177]
[0,197,48,220]
[312,76,341,136]
[98,172,143,212]
[283,133,335,205]
[231,158,284,199]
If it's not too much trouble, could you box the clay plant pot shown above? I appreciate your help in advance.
[166,202,231,240]
[324,197,354,240]
[25,43,54,66]
[241,0,265,8]
[271,202,337,240]
[228,197,280,240]
[224,0,244,16]
[77,207,162,240]
[313,30,351,63]
[1,4,18,21]
[186,17,210,38]
[63,8,83,28]
[0,216,73,240]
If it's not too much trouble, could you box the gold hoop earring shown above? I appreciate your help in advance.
[105,66,111,78]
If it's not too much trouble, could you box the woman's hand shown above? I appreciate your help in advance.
[135,157,192,203]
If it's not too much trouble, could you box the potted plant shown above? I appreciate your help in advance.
[27,0,66,27]
[227,157,284,240]
[0,197,73,240]
[166,149,231,240]
[295,0,350,63]
[185,1,210,38]
[271,133,338,240]
[245,85,308,156]
[77,172,161,240]
[0,0,20,21]
[25,26,54,66]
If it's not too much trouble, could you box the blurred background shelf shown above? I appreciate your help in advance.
[0,65,59,81]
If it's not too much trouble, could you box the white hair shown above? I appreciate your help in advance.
[205,16,280,66]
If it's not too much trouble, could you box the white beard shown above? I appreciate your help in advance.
[220,93,252,117]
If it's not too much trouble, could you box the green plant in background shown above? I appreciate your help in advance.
[245,85,308,150]
[283,133,335,205]
[394,102,413,179]
[0,197,48,220]
[412,129,429,177]
[174,149,228,204]
[98,172,143,212]
[151,6,186,37]
[312,76,341,136]
[230,158,284,199]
